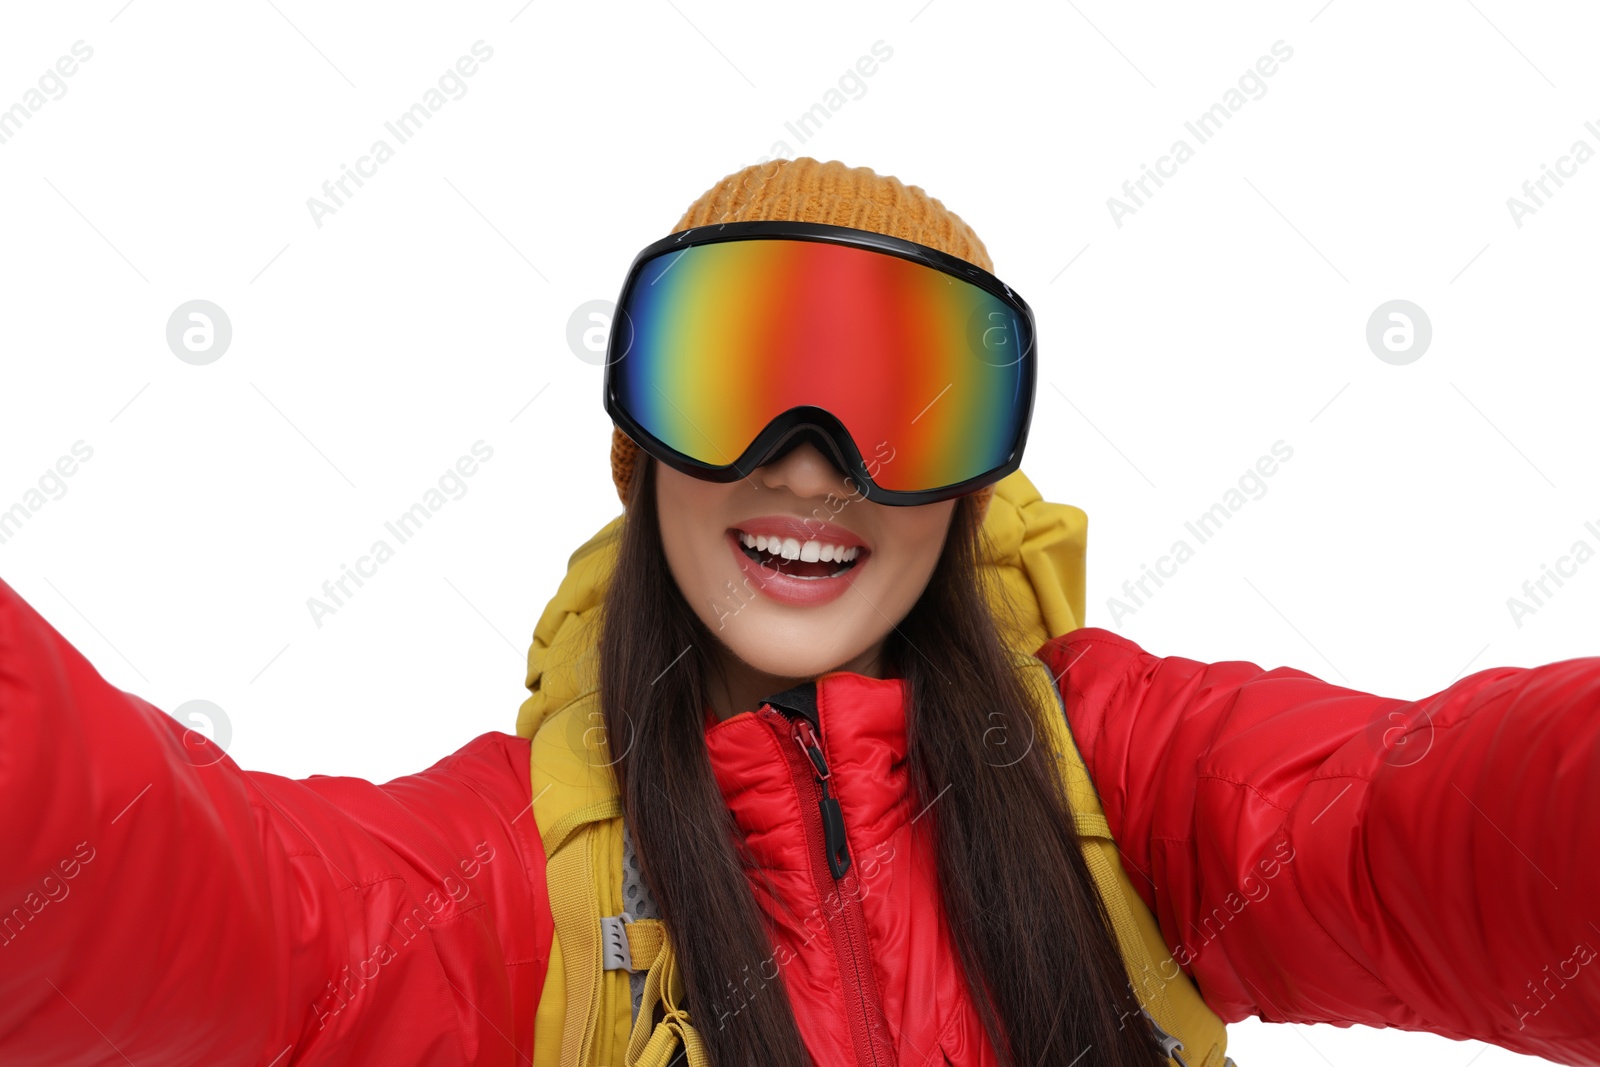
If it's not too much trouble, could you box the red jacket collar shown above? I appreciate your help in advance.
[702,671,912,865]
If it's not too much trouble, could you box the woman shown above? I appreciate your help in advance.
[2,157,1596,1067]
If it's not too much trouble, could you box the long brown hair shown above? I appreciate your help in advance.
[598,455,1166,1066]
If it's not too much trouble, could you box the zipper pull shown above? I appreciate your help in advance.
[792,718,851,879]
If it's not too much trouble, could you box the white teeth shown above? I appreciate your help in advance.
[737,530,861,564]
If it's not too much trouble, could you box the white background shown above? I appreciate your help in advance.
[2,2,1596,1064]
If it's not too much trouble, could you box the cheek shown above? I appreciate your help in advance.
[654,470,738,605]
[905,503,958,564]
[862,505,954,602]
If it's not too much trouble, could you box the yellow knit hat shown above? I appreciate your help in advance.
[610,156,998,523]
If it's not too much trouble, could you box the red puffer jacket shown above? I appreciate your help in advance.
[2,574,1598,1065]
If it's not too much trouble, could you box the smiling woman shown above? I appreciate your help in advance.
[577,157,1184,1067]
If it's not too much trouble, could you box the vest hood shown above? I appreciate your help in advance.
[515,469,1088,740]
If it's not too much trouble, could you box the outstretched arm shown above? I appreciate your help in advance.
[1040,625,1600,1066]
[0,577,553,1066]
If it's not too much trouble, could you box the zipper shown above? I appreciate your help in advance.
[792,714,851,878]
[759,685,893,1067]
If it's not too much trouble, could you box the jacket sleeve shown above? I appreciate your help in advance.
[0,576,553,1066]
[1038,625,1600,1066]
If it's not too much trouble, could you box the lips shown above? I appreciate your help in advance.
[728,516,871,581]
[735,531,858,579]
[724,517,872,608]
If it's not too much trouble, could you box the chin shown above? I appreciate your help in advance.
[720,629,867,681]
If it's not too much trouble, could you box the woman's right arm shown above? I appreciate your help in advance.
[0,577,554,1066]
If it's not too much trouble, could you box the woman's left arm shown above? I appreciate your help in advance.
[1039,626,1600,1066]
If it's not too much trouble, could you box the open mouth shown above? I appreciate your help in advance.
[731,529,867,581]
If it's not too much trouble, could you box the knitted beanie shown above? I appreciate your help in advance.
[609,156,997,524]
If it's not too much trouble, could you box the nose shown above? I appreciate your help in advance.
[757,430,855,498]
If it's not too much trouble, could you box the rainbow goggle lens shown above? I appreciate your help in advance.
[602,220,1037,506]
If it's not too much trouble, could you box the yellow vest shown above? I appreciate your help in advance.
[515,469,1234,1067]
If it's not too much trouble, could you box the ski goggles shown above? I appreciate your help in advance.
[601,219,1037,506]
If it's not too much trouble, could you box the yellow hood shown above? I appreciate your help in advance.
[515,468,1087,740]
